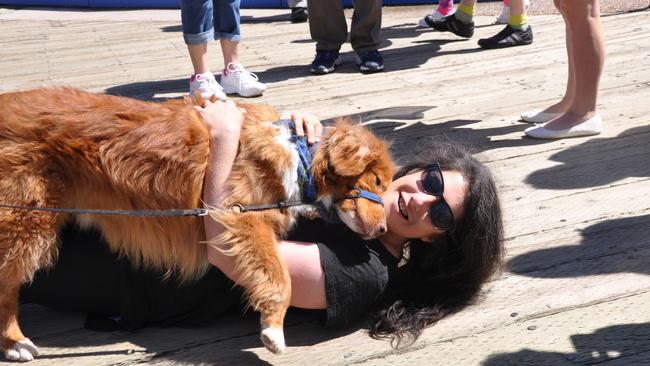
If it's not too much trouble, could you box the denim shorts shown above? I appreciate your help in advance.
[181,0,241,45]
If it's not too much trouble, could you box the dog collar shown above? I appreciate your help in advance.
[341,189,384,206]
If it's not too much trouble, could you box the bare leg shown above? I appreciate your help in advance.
[541,11,575,114]
[187,43,210,74]
[220,39,240,67]
[544,0,605,130]
[509,0,525,16]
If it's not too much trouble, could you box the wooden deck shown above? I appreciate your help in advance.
[1,2,649,365]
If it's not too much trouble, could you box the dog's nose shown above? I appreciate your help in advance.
[379,224,387,234]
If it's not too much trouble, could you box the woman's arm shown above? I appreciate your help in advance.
[198,100,244,278]
[277,240,326,309]
[198,103,326,309]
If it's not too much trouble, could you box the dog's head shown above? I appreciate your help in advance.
[311,119,394,239]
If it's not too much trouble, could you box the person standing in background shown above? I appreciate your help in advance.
[308,0,385,75]
[425,0,534,49]
[523,0,605,139]
[181,0,266,100]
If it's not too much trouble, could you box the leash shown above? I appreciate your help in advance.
[230,201,313,213]
[0,203,209,217]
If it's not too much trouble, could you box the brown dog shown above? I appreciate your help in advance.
[0,87,394,360]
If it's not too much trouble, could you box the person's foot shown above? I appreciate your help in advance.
[290,7,308,23]
[495,5,510,24]
[425,14,474,38]
[520,109,564,123]
[496,0,530,24]
[356,49,384,74]
[524,114,602,139]
[310,49,341,75]
[478,25,533,49]
[418,7,456,27]
[220,63,266,97]
[189,71,227,101]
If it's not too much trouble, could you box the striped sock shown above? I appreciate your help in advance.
[508,13,530,30]
[454,4,475,24]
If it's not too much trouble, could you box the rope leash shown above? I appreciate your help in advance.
[0,203,210,217]
[0,201,320,217]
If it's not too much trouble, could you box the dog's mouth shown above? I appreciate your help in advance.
[334,198,387,239]
[398,193,409,221]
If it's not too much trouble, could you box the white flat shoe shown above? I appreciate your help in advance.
[524,114,603,139]
[520,109,563,123]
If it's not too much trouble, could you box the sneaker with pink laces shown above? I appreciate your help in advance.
[418,7,456,27]
[189,71,227,101]
[220,63,266,97]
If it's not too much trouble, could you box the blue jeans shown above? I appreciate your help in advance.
[181,0,241,45]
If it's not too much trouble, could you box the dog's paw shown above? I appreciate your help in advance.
[3,338,39,362]
[260,327,286,354]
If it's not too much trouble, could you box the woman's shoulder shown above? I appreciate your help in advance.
[289,218,397,265]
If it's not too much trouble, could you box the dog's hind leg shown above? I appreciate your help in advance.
[209,212,291,354]
[0,174,62,361]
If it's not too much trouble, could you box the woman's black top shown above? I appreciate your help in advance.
[20,218,397,330]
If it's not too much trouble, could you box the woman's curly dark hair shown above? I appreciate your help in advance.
[369,142,504,348]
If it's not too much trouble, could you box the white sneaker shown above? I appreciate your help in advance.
[496,0,530,24]
[496,5,510,24]
[418,8,456,27]
[220,63,266,97]
[189,71,227,101]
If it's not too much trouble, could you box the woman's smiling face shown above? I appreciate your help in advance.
[383,168,469,243]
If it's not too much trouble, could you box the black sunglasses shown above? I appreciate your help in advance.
[420,163,455,231]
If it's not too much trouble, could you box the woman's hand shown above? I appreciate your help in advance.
[195,99,244,141]
[279,110,323,145]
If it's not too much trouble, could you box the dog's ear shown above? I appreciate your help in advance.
[326,119,383,177]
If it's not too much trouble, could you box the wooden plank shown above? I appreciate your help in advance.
[351,291,650,366]
[0,3,649,366]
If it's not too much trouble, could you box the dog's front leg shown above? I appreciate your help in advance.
[0,173,62,362]
[209,211,291,354]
